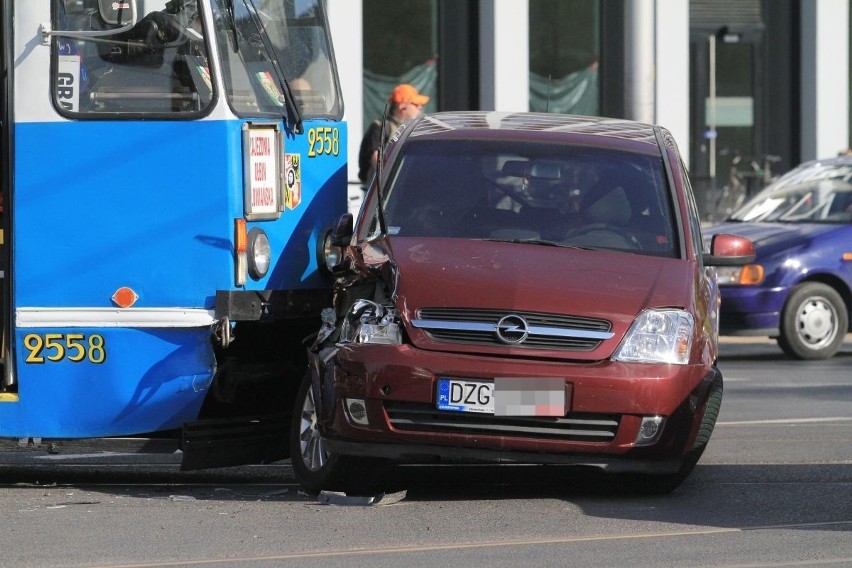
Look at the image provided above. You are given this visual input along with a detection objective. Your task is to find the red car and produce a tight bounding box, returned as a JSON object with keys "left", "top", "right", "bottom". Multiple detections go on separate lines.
{"left": 291, "top": 112, "right": 754, "bottom": 494}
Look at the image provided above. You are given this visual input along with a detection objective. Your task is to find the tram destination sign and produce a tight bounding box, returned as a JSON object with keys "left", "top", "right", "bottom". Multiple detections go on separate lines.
{"left": 243, "top": 123, "right": 284, "bottom": 220}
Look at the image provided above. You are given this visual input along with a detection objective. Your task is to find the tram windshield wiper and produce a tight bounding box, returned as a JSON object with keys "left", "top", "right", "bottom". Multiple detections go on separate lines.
{"left": 241, "top": 0, "right": 304, "bottom": 133}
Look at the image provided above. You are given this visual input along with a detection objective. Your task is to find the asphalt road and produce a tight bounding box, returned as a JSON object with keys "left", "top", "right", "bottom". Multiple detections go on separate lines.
{"left": 1, "top": 336, "right": 850, "bottom": 568}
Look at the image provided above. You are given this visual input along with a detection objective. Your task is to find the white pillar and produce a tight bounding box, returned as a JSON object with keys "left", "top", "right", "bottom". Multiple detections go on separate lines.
{"left": 326, "top": 0, "right": 364, "bottom": 184}
{"left": 479, "top": 0, "right": 529, "bottom": 112}
{"left": 654, "top": 0, "right": 690, "bottom": 164}
{"left": 801, "top": 0, "right": 850, "bottom": 161}
{"left": 624, "top": 0, "right": 655, "bottom": 125}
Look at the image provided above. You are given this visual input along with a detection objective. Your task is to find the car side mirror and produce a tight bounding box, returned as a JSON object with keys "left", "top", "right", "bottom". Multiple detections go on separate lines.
{"left": 703, "top": 233, "right": 756, "bottom": 266}
{"left": 331, "top": 213, "right": 354, "bottom": 246}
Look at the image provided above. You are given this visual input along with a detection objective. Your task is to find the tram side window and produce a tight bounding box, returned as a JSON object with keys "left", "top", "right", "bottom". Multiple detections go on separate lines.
{"left": 53, "top": 0, "right": 214, "bottom": 115}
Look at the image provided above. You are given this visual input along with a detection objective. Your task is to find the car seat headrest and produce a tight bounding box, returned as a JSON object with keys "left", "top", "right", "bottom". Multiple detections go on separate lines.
{"left": 586, "top": 186, "right": 631, "bottom": 225}
{"left": 98, "top": 0, "right": 134, "bottom": 26}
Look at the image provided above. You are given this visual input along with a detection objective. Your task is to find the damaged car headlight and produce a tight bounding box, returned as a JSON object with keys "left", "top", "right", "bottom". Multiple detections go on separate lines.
{"left": 338, "top": 300, "right": 402, "bottom": 345}
{"left": 613, "top": 309, "right": 694, "bottom": 365}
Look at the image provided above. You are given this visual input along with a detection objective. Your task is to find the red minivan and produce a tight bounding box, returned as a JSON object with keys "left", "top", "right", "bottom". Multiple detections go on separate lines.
{"left": 291, "top": 112, "right": 754, "bottom": 494}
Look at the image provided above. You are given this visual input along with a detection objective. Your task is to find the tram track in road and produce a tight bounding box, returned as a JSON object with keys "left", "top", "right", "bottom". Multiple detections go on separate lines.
{"left": 45, "top": 521, "right": 852, "bottom": 568}
{"left": 3, "top": 453, "right": 852, "bottom": 567}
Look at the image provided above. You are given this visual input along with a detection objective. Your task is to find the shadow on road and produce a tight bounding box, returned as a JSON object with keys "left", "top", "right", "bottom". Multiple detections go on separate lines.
{"left": 3, "top": 460, "right": 851, "bottom": 535}
{"left": 385, "top": 462, "right": 852, "bottom": 532}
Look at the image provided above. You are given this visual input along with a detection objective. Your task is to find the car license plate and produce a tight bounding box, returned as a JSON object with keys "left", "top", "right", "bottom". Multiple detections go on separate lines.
{"left": 437, "top": 378, "right": 493, "bottom": 413}
{"left": 437, "top": 377, "right": 567, "bottom": 416}
{"left": 493, "top": 377, "right": 566, "bottom": 416}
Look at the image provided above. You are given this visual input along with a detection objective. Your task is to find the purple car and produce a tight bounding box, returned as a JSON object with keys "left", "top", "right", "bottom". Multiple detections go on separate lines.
{"left": 705, "top": 157, "right": 852, "bottom": 359}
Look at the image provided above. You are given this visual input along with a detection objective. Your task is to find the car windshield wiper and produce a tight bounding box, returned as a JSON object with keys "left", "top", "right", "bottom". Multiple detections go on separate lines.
{"left": 480, "top": 237, "right": 592, "bottom": 250}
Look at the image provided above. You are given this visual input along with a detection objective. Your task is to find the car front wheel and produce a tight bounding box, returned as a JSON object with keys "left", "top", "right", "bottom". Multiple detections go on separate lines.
{"left": 289, "top": 370, "right": 389, "bottom": 494}
{"left": 777, "top": 282, "right": 848, "bottom": 360}
{"left": 619, "top": 377, "right": 723, "bottom": 495}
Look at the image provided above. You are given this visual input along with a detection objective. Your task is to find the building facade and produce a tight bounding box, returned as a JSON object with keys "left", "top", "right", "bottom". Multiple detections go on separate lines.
{"left": 326, "top": 0, "right": 850, "bottom": 220}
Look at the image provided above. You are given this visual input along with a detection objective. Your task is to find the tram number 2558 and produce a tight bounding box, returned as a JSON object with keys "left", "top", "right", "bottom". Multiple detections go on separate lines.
{"left": 23, "top": 333, "right": 107, "bottom": 364}
{"left": 307, "top": 127, "right": 340, "bottom": 157}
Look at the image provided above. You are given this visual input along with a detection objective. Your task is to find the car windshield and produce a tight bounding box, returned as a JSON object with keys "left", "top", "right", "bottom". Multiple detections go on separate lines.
{"left": 377, "top": 139, "right": 677, "bottom": 257}
{"left": 730, "top": 162, "right": 852, "bottom": 223}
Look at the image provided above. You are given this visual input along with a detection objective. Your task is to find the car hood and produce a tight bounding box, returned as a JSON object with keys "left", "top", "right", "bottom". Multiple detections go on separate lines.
{"left": 377, "top": 237, "right": 696, "bottom": 358}
{"left": 705, "top": 221, "right": 845, "bottom": 255}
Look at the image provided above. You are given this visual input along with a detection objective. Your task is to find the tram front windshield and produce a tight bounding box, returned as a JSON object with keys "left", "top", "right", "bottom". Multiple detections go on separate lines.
{"left": 53, "top": 0, "right": 342, "bottom": 120}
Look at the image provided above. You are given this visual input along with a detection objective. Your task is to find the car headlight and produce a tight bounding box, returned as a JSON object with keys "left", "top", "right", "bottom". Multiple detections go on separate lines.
{"left": 715, "top": 264, "right": 765, "bottom": 285}
{"left": 247, "top": 228, "right": 271, "bottom": 280}
{"left": 338, "top": 300, "right": 402, "bottom": 345}
{"left": 613, "top": 309, "right": 694, "bottom": 365}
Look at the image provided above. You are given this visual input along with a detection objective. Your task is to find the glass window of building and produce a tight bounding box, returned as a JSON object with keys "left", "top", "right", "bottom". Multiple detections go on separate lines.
{"left": 528, "top": 0, "right": 600, "bottom": 115}
{"left": 362, "top": 0, "right": 438, "bottom": 130}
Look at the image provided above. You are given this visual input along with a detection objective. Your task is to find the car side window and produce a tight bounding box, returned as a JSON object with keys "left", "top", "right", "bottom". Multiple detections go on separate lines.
{"left": 679, "top": 160, "right": 706, "bottom": 260}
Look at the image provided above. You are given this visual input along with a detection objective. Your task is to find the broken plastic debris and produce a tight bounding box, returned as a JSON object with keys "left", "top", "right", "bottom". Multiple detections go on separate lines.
{"left": 375, "top": 490, "right": 406, "bottom": 505}
{"left": 320, "top": 346, "right": 340, "bottom": 363}
{"left": 316, "top": 307, "right": 337, "bottom": 343}
{"left": 317, "top": 490, "right": 406, "bottom": 506}
{"left": 320, "top": 307, "right": 335, "bottom": 324}
{"left": 168, "top": 495, "right": 197, "bottom": 502}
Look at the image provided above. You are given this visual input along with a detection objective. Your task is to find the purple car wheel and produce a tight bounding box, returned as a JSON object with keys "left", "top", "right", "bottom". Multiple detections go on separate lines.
{"left": 778, "top": 282, "right": 848, "bottom": 360}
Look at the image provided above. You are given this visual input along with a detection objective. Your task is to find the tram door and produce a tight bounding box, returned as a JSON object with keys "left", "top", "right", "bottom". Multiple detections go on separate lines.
{"left": 690, "top": 26, "right": 766, "bottom": 221}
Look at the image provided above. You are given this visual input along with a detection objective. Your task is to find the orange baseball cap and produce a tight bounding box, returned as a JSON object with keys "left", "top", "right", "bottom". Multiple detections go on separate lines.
{"left": 389, "top": 84, "right": 430, "bottom": 106}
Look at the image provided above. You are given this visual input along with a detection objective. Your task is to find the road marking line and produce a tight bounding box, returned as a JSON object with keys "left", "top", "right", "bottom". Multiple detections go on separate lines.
{"left": 90, "top": 528, "right": 743, "bottom": 567}
{"left": 718, "top": 417, "right": 852, "bottom": 426}
{"left": 744, "top": 520, "right": 852, "bottom": 531}
{"left": 87, "top": 522, "right": 852, "bottom": 568}
{"left": 704, "top": 556, "right": 852, "bottom": 568}
{"left": 726, "top": 382, "right": 852, "bottom": 388}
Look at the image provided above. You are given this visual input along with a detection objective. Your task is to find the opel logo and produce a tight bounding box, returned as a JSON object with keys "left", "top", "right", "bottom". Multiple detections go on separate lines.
{"left": 495, "top": 315, "right": 530, "bottom": 344}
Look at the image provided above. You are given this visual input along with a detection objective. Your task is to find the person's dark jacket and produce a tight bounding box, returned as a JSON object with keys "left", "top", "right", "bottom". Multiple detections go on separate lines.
{"left": 357, "top": 120, "right": 384, "bottom": 184}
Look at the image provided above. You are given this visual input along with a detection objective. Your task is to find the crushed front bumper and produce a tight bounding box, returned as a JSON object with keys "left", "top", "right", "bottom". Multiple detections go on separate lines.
{"left": 311, "top": 343, "right": 721, "bottom": 470}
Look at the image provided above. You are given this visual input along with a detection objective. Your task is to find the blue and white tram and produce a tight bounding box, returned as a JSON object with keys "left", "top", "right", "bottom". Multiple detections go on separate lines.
{"left": 0, "top": 0, "right": 346, "bottom": 466}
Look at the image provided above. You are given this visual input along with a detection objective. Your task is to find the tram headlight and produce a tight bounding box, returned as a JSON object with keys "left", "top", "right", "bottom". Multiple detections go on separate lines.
{"left": 247, "top": 228, "right": 271, "bottom": 280}
{"left": 317, "top": 215, "right": 352, "bottom": 275}
{"left": 319, "top": 229, "right": 343, "bottom": 274}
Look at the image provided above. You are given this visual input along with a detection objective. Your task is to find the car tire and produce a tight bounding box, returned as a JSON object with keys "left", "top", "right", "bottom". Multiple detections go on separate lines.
{"left": 289, "top": 370, "right": 389, "bottom": 494}
{"left": 621, "top": 378, "right": 723, "bottom": 495}
{"left": 777, "top": 282, "right": 848, "bottom": 360}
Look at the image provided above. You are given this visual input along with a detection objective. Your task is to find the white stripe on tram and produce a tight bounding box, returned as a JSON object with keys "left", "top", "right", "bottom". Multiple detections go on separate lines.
{"left": 15, "top": 307, "right": 217, "bottom": 328}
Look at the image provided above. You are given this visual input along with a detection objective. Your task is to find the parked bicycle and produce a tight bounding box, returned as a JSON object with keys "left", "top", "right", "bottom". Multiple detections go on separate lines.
{"left": 710, "top": 151, "right": 781, "bottom": 221}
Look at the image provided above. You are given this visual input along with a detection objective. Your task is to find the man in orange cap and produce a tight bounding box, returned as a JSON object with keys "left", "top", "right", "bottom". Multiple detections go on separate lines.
{"left": 358, "top": 83, "right": 430, "bottom": 188}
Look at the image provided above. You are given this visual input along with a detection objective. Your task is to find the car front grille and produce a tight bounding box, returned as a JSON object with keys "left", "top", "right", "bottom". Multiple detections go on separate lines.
{"left": 386, "top": 402, "right": 620, "bottom": 443}
{"left": 411, "top": 308, "right": 613, "bottom": 351}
